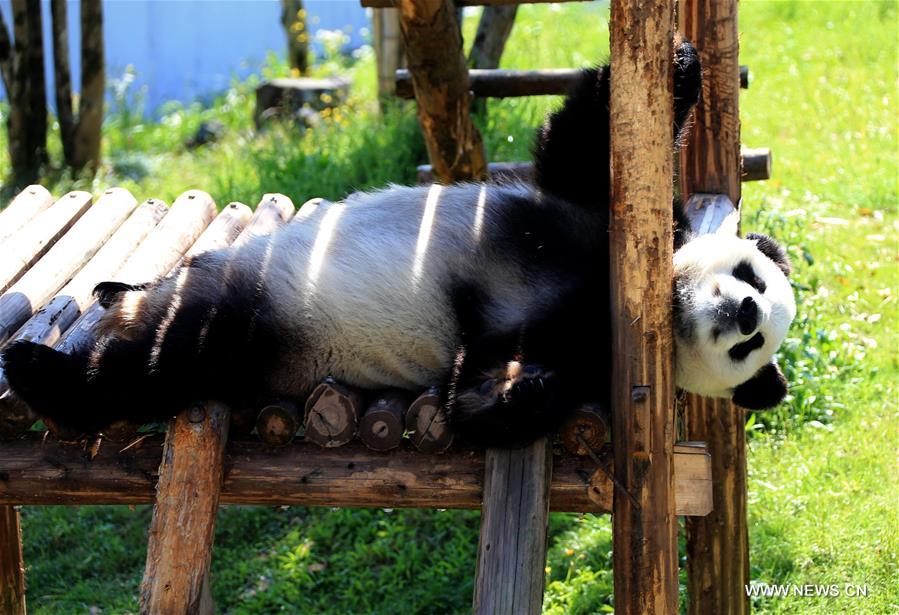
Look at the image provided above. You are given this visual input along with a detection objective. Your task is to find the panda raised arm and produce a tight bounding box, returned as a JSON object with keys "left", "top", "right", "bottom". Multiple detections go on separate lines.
{"left": 1, "top": 41, "right": 795, "bottom": 447}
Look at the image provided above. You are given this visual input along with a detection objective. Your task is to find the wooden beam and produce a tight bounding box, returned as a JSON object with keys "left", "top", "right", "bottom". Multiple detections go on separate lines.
{"left": 741, "top": 147, "right": 771, "bottom": 182}
{"left": 0, "top": 434, "right": 712, "bottom": 516}
{"left": 473, "top": 438, "right": 552, "bottom": 614}
{"left": 678, "top": 0, "right": 750, "bottom": 613}
{"left": 0, "top": 184, "right": 54, "bottom": 246}
{"left": 140, "top": 402, "right": 230, "bottom": 615}
{"left": 0, "top": 191, "right": 92, "bottom": 295}
{"left": 365, "top": 0, "right": 587, "bottom": 7}
{"left": 397, "top": 0, "right": 487, "bottom": 182}
{"left": 0, "top": 506, "right": 25, "bottom": 615}
{"left": 396, "top": 68, "right": 580, "bottom": 99}
{"left": 608, "top": 0, "right": 679, "bottom": 613}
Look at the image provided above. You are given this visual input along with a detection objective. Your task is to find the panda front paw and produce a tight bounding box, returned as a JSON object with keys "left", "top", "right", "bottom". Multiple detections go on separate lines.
{"left": 451, "top": 362, "right": 557, "bottom": 447}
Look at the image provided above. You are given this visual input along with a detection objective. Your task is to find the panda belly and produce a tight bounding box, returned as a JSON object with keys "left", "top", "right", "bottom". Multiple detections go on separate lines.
{"left": 257, "top": 191, "right": 468, "bottom": 396}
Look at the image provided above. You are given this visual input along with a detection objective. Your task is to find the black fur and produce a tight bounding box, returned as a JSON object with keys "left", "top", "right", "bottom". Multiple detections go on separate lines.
{"left": 93, "top": 281, "right": 147, "bottom": 308}
{"left": 1, "top": 41, "right": 705, "bottom": 447}
{"left": 732, "top": 361, "right": 788, "bottom": 410}
{"left": 746, "top": 233, "right": 792, "bottom": 276}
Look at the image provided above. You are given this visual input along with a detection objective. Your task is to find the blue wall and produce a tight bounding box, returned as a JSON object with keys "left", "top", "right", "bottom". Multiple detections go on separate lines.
{"left": 0, "top": 0, "right": 368, "bottom": 114}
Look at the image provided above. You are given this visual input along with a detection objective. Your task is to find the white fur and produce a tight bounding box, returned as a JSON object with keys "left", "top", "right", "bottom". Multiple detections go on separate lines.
{"left": 673, "top": 234, "right": 796, "bottom": 397}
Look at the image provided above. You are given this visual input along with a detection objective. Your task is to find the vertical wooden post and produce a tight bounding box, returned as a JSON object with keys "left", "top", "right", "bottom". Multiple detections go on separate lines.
{"left": 397, "top": 0, "right": 487, "bottom": 183}
{"left": 0, "top": 506, "right": 26, "bottom": 614}
{"left": 678, "top": 1, "right": 750, "bottom": 613}
{"left": 608, "top": 1, "right": 679, "bottom": 613}
{"left": 140, "top": 402, "right": 230, "bottom": 615}
{"left": 372, "top": 7, "right": 405, "bottom": 100}
{"left": 473, "top": 438, "right": 552, "bottom": 615}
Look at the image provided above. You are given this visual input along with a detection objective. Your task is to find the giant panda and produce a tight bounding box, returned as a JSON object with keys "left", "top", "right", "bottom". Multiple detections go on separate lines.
{"left": 0, "top": 41, "right": 796, "bottom": 446}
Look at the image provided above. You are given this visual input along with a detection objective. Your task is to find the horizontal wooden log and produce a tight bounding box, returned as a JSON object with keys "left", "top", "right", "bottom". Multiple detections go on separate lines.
{"left": 417, "top": 161, "right": 533, "bottom": 185}
{"left": 0, "top": 189, "right": 137, "bottom": 346}
{"left": 397, "top": 65, "right": 748, "bottom": 100}
{"left": 256, "top": 400, "right": 301, "bottom": 447}
{"left": 0, "top": 434, "right": 711, "bottom": 515}
{"left": 0, "top": 191, "right": 92, "bottom": 295}
{"left": 304, "top": 380, "right": 365, "bottom": 448}
{"left": 396, "top": 68, "right": 580, "bottom": 99}
{"left": 418, "top": 148, "right": 768, "bottom": 185}
{"left": 231, "top": 194, "right": 295, "bottom": 248}
{"left": 365, "top": 0, "right": 586, "bottom": 7}
{"left": 405, "top": 387, "right": 453, "bottom": 453}
{"left": 185, "top": 201, "right": 252, "bottom": 257}
{"left": 56, "top": 193, "right": 216, "bottom": 357}
{"left": 741, "top": 147, "right": 771, "bottom": 181}
{"left": 0, "top": 185, "right": 54, "bottom": 246}
{"left": 0, "top": 199, "right": 167, "bottom": 436}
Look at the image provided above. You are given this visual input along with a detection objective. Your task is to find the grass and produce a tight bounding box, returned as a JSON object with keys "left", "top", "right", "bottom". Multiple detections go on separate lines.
{"left": 3, "top": 1, "right": 897, "bottom": 613}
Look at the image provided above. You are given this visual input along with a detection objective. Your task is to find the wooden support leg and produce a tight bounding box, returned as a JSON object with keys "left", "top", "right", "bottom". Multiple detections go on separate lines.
{"left": 678, "top": 0, "right": 750, "bottom": 612}
{"left": 608, "top": 0, "right": 679, "bottom": 612}
{"left": 473, "top": 438, "right": 552, "bottom": 615}
{"left": 141, "top": 402, "right": 230, "bottom": 615}
{"left": 0, "top": 506, "right": 26, "bottom": 615}
{"left": 684, "top": 398, "right": 749, "bottom": 614}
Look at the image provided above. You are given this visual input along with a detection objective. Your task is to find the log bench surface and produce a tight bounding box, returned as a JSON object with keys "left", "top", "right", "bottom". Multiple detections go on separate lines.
{"left": 0, "top": 432, "right": 712, "bottom": 515}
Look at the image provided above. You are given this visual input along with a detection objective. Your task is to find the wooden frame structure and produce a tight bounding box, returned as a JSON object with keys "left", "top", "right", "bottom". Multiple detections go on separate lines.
{"left": 0, "top": 0, "right": 754, "bottom": 613}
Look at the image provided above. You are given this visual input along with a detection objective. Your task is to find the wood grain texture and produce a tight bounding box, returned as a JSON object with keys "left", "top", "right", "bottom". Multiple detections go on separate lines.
{"left": 0, "top": 184, "right": 53, "bottom": 245}
{"left": 0, "top": 190, "right": 92, "bottom": 296}
{"left": 396, "top": 67, "right": 579, "bottom": 99}
{"left": 0, "top": 434, "right": 712, "bottom": 515}
{"left": 140, "top": 402, "right": 230, "bottom": 615}
{"left": 608, "top": 1, "right": 679, "bottom": 612}
{"left": 303, "top": 380, "right": 365, "bottom": 448}
{"left": 256, "top": 400, "right": 301, "bottom": 446}
{"left": 398, "top": 0, "right": 487, "bottom": 182}
{"left": 678, "top": 0, "right": 750, "bottom": 612}
{"left": 0, "top": 198, "right": 166, "bottom": 436}
{"left": 0, "top": 506, "right": 25, "bottom": 615}
{"left": 55, "top": 193, "right": 215, "bottom": 357}
{"left": 473, "top": 438, "right": 552, "bottom": 615}
{"left": 359, "top": 390, "right": 409, "bottom": 451}
{"left": 365, "top": 0, "right": 586, "bottom": 7}
{"left": 0, "top": 189, "right": 140, "bottom": 346}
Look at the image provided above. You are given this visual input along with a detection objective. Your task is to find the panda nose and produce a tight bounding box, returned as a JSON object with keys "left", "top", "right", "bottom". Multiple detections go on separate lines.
{"left": 737, "top": 297, "right": 758, "bottom": 335}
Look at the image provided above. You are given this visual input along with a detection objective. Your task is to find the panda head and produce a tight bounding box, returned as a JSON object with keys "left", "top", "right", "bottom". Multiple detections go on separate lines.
{"left": 673, "top": 231, "right": 796, "bottom": 409}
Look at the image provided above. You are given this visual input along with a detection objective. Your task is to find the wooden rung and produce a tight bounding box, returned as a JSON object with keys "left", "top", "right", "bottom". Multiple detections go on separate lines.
{"left": 396, "top": 68, "right": 581, "bottom": 99}
{"left": 0, "top": 434, "right": 713, "bottom": 516}
{"left": 473, "top": 438, "right": 552, "bottom": 614}
{"left": 0, "top": 185, "right": 54, "bottom": 246}
{"left": 0, "top": 188, "right": 138, "bottom": 347}
{"left": 0, "top": 191, "right": 93, "bottom": 296}
{"left": 417, "top": 148, "right": 769, "bottom": 185}
{"left": 364, "top": 0, "right": 587, "bottom": 7}
{"left": 140, "top": 402, "right": 230, "bottom": 614}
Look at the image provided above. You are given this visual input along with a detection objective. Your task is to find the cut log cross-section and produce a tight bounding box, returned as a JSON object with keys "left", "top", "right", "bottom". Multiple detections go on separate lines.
{"left": 304, "top": 380, "right": 366, "bottom": 447}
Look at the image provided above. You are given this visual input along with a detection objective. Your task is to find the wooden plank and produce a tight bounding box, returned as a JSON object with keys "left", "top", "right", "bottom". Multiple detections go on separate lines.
{"left": 608, "top": 0, "right": 679, "bottom": 612}
{"left": 398, "top": 0, "right": 487, "bottom": 182}
{"left": 232, "top": 194, "right": 295, "bottom": 248}
{"left": 396, "top": 67, "right": 580, "bottom": 99}
{"left": 55, "top": 192, "right": 217, "bottom": 357}
{"left": 186, "top": 201, "right": 253, "bottom": 256}
{"left": 0, "top": 190, "right": 92, "bottom": 295}
{"left": 678, "top": 0, "right": 750, "bottom": 612}
{"left": 0, "top": 434, "right": 712, "bottom": 515}
{"left": 0, "top": 184, "right": 54, "bottom": 245}
{"left": 473, "top": 438, "right": 552, "bottom": 614}
{"left": 140, "top": 402, "right": 230, "bottom": 614}
{"left": 0, "top": 188, "right": 139, "bottom": 346}
{"left": 365, "top": 0, "right": 587, "bottom": 7}
{"left": 0, "top": 198, "right": 167, "bottom": 437}
{"left": 372, "top": 6, "right": 405, "bottom": 99}
{"left": 0, "top": 506, "right": 25, "bottom": 615}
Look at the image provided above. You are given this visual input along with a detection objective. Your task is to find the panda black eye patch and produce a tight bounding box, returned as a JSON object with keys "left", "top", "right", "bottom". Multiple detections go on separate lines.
{"left": 729, "top": 332, "right": 765, "bottom": 361}
{"left": 733, "top": 260, "right": 767, "bottom": 294}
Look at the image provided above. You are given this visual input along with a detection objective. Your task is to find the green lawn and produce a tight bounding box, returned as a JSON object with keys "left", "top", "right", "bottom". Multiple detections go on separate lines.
{"left": 4, "top": 1, "right": 897, "bottom": 613}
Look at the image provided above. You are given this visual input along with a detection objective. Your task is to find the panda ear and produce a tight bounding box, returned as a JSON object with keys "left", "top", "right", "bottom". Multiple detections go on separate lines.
{"left": 732, "top": 361, "right": 788, "bottom": 410}
{"left": 746, "top": 233, "right": 792, "bottom": 276}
